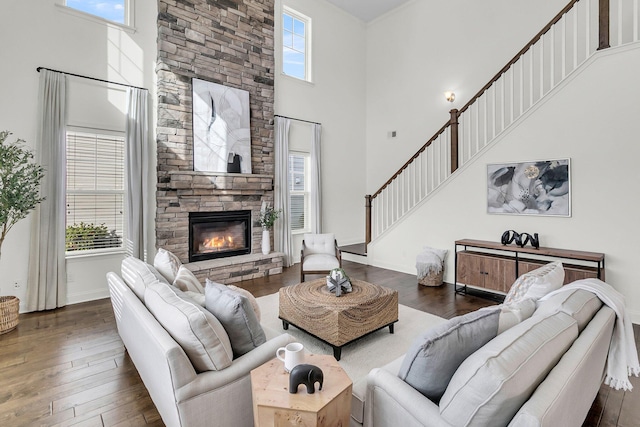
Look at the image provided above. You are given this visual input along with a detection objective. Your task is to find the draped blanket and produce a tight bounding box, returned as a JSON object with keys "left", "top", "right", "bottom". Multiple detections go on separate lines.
{"left": 540, "top": 278, "right": 640, "bottom": 391}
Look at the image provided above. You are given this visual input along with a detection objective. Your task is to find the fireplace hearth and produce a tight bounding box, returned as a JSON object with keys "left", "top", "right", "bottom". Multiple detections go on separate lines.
{"left": 189, "top": 211, "right": 251, "bottom": 262}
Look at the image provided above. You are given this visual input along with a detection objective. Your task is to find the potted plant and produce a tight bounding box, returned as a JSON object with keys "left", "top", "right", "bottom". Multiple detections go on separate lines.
{"left": 0, "top": 131, "right": 45, "bottom": 333}
{"left": 258, "top": 202, "right": 281, "bottom": 254}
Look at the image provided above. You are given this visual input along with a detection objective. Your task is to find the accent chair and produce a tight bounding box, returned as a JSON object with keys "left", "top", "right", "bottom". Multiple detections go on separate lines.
{"left": 300, "top": 233, "right": 342, "bottom": 282}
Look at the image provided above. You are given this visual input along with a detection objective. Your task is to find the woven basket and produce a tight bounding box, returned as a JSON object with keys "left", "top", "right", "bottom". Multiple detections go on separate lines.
{"left": 0, "top": 296, "right": 20, "bottom": 335}
{"left": 418, "top": 265, "right": 444, "bottom": 287}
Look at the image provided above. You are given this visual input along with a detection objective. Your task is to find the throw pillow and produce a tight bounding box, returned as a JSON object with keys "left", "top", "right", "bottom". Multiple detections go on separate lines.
{"left": 121, "top": 256, "right": 171, "bottom": 301}
{"left": 173, "top": 265, "right": 205, "bottom": 294}
{"left": 439, "top": 311, "right": 578, "bottom": 427}
{"left": 205, "top": 279, "right": 267, "bottom": 358}
{"left": 504, "top": 261, "right": 565, "bottom": 304}
{"left": 498, "top": 298, "right": 537, "bottom": 334}
{"left": 227, "top": 285, "right": 261, "bottom": 322}
{"left": 144, "top": 282, "right": 233, "bottom": 372}
{"left": 153, "top": 248, "right": 182, "bottom": 283}
{"left": 397, "top": 307, "right": 501, "bottom": 402}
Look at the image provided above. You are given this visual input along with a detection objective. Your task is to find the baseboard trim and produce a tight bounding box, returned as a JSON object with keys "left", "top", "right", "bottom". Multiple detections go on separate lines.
{"left": 342, "top": 253, "right": 368, "bottom": 265}
{"left": 67, "top": 289, "right": 110, "bottom": 306}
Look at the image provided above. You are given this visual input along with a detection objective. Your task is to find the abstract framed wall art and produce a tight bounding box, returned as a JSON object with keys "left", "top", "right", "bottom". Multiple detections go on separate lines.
{"left": 192, "top": 78, "right": 252, "bottom": 174}
{"left": 487, "top": 159, "right": 571, "bottom": 216}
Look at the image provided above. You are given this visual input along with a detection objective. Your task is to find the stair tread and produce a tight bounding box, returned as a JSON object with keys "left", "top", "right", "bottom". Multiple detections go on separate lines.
{"left": 340, "top": 243, "right": 367, "bottom": 256}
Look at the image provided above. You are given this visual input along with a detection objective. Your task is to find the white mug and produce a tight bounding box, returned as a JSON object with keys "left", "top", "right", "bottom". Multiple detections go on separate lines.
{"left": 276, "top": 342, "right": 304, "bottom": 372}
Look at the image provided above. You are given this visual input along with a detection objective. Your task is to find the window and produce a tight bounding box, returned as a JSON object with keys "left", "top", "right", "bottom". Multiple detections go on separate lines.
{"left": 66, "top": 130, "right": 125, "bottom": 253}
{"left": 289, "top": 153, "right": 310, "bottom": 232}
{"left": 282, "top": 7, "right": 311, "bottom": 81}
{"left": 65, "top": 0, "right": 128, "bottom": 25}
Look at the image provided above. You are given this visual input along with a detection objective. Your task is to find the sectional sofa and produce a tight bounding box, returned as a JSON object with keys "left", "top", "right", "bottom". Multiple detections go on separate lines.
{"left": 108, "top": 253, "right": 620, "bottom": 427}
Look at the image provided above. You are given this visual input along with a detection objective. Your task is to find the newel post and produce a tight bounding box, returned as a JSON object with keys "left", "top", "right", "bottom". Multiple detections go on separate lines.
{"left": 598, "top": 0, "right": 610, "bottom": 50}
{"left": 365, "top": 195, "right": 372, "bottom": 247}
{"left": 449, "top": 109, "right": 459, "bottom": 173}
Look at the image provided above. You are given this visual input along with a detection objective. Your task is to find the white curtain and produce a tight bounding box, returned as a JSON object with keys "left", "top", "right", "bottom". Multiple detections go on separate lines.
{"left": 310, "top": 123, "right": 322, "bottom": 233}
{"left": 125, "top": 88, "right": 150, "bottom": 261}
{"left": 26, "top": 70, "right": 67, "bottom": 311}
{"left": 274, "top": 117, "right": 292, "bottom": 267}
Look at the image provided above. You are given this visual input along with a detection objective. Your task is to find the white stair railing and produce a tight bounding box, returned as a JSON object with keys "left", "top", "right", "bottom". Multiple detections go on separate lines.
{"left": 366, "top": 0, "right": 639, "bottom": 244}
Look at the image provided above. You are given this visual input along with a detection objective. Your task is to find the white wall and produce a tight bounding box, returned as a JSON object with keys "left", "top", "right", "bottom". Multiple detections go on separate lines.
{"left": 368, "top": 44, "right": 640, "bottom": 321}
{"left": 276, "top": 0, "right": 367, "bottom": 253}
{"left": 0, "top": 0, "right": 157, "bottom": 309}
{"left": 365, "top": 0, "right": 568, "bottom": 194}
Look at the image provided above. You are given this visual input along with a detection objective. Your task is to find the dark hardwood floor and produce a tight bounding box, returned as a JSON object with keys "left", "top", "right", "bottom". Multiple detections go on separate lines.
{"left": 0, "top": 260, "right": 637, "bottom": 426}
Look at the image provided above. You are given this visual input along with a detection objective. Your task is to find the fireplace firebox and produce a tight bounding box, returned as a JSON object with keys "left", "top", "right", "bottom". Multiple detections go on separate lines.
{"left": 189, "top": 210, "right": 251, "bottom": 262}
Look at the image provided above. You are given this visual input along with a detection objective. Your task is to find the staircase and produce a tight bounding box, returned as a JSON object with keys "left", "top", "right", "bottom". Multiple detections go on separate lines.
{"left": 365, "top": 0, "right": 639, "bottom": 246}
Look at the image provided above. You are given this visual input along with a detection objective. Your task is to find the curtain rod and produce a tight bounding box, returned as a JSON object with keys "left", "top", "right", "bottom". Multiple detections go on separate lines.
{"left": 36, "top": 67, "right": 148, "bottom": 91}
{"left": 274, "top": 114, "right": 321, "bottom": 126}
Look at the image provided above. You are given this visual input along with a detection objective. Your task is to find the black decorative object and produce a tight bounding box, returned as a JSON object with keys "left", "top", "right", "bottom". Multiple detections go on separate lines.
{"left": 226, "top": 153, "right": 241, "bottom": 173}
{"left": 501, "top": 230, "right": 519, "bottom": 245}
{"left": 289, "top": 364, "right": 324, "bottom": 394}
{"left": 500, "top": 230, "right": 540, "bottom": 249}
{"left": 519, "top": 232, "right": 540, "bottom": 249}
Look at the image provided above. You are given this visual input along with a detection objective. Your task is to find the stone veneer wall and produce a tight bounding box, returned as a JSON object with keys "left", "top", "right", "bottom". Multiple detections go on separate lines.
{"left": 155, "top": 0, "right": 278, "bottom": 273}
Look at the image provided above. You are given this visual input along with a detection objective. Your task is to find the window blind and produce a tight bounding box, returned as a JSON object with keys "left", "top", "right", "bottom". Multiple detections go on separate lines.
{"left": 289, "top": 153, "right": 308, "bottom": 231}
{"left": 66, "top": 131, "right": 124, "bottom": 252}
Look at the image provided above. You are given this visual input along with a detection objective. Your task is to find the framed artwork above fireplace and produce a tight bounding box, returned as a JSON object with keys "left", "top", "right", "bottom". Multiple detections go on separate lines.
{"left": 192, "top": 78, "right": 252, "bottom": 174}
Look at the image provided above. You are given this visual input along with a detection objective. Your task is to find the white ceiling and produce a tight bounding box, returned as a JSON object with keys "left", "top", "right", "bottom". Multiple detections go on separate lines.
{"left": 323, "top": 0, "right": 412, "bottom": 23}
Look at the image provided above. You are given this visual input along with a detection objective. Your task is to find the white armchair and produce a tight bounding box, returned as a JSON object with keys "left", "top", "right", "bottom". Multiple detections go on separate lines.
{"left": 300, "top": 233, "right": 342, "bottom": 282}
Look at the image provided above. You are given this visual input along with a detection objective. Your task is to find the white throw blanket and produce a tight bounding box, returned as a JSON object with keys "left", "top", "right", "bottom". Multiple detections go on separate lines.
{"left": 539, "top": 278, "right": 640, "bottom": 391}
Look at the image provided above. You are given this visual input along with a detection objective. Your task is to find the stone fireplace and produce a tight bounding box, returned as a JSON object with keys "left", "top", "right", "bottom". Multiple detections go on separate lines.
{"left": 155, "top": 0, "right": 280, "bottom": 284}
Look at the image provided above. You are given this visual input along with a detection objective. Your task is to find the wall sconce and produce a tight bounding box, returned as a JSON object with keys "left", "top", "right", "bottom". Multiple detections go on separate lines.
{"left": 445, "top": 91, "right": 456, "bottom": 102}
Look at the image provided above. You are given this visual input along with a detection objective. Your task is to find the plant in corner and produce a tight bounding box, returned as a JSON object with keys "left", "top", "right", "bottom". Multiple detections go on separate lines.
{"left": 0, "top": 131, "right": 45, "bottom": 260}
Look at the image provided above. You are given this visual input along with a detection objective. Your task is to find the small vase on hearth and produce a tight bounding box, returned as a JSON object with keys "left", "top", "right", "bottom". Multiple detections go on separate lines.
{"left": 261, "top": 228, "right": 270, "bottom": 255}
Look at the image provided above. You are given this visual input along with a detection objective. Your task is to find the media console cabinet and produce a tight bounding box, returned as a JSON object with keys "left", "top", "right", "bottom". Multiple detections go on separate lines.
{"left": 454, "top": 239, "right": 605, "bottom": 296}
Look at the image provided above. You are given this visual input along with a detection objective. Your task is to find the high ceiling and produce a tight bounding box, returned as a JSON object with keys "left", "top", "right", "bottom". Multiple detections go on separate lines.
{"left": 323, "top": 0, "right": 412, "bottom": 23}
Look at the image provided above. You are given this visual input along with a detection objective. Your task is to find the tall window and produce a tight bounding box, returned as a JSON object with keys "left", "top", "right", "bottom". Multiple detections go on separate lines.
{"left": 66, "top": 130, "right": 125, "bottom": 253}
{"left": 289, "top": 152, "right": 310, "bottom": 232}
{"left": 65, "top": 0, "right": 129, "bottom": 25}
{"left": 282, "top": 7, "right": 311, "bottom": 81}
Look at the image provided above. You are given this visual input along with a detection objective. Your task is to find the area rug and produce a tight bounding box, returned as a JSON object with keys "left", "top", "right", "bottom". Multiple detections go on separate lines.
{"left": 257, "top": 292, "right": 447, "bottom": 382}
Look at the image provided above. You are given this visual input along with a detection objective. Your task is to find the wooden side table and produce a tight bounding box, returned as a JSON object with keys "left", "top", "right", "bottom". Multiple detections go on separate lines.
{"left": 251, "top": 353, "right": 352, "bottom": 427}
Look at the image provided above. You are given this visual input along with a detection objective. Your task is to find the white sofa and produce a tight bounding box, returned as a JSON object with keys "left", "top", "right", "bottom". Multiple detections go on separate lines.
{"left": 350, "top": 288, "right": 616, "bottom": 427}
{"left": 107, "top": 261, "right": 293, "bottom": 427}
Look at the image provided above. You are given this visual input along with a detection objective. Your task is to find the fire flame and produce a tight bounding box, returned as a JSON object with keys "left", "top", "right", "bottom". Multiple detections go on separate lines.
{"left": 202, "top": 235, "right": 234, "bottom": 250}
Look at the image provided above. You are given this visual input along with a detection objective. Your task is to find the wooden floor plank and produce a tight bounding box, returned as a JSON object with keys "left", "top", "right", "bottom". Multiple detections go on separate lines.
{"left": 584, "top": 383, "right": 610, "bottom": 426}
{"left": 0, "top": 260, "right": 637, "bottom": 426}
{"left": 599, "top": 388, "right": 624, "bottom": 427}
{"left": 52, "top": 374, "right": 144, "bottom": 414}
{"left": 616, "top": 374, "right": 640, "bottom": 427}
{"left": 100, "top": 397, "right": 160, "bottom": 427}
{"left": 52, "top": 414, "right": 105, "bottom": 427}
